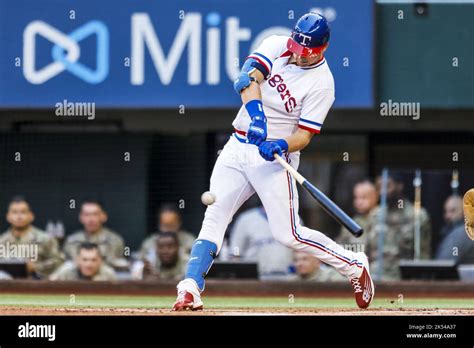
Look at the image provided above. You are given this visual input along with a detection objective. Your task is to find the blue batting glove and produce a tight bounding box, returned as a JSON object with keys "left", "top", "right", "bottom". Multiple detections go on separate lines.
{"left": 258, "top": 139, "right": 289, "bottom": 162}
{"left": 247, "top": 115, "right": 267, "bottom": 146}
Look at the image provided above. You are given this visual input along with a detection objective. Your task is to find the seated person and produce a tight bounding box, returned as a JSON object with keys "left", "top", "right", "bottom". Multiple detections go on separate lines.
{"left": 0, "top": 196, "right": 63, "bottom": 278}
{"left": 138, "top": 204, "right": 195, "bottom": 263}
{"left": 63, "top": 199, "right": 127, "bottom": 269}
{"left": 367, "top": 174, "right": 432, "bottom": 280}
{"left": 436, "top": 195, "right": 474, "bottom": 264}
{"left": 50, "top": 242, "right": 116, "bottom": 281}
{"left": 438, "top": 195, "right": 465, "bottom": 240}
{"left": 290, "top": 251, "right": 345, "bottom": 282}
{"left": 142, "top": 232, "right": 186, "bottom": 281}
{"left": 337, "top": 180, "right": 379, "bottom": 250}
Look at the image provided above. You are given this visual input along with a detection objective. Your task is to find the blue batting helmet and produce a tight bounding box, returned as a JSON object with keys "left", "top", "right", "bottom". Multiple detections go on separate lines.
{"left": 287, "top": 12, "right": 330, "bottom": 57}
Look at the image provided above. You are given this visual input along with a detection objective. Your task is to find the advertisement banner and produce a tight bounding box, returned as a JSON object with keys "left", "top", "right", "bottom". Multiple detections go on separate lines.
{"left": 0, "top": 0, "right": 374, "bottom": 108}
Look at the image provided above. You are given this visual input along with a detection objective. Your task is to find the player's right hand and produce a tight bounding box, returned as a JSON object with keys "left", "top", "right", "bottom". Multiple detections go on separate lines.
{"left": 247, "top": 115, "right": 267, "bottom": 146}
{"left": 258, "top": 141, "right": 283, "bottom": 161}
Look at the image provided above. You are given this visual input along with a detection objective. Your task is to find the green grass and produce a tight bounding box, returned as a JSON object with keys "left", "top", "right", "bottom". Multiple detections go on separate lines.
{"left": 0, "top": 294, "right": 473, "bottom": 309}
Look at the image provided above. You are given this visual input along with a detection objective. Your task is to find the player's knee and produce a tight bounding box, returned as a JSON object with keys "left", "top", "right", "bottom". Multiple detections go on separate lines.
{"left": 273, "top": 231, "right": 299, "bottom": 249}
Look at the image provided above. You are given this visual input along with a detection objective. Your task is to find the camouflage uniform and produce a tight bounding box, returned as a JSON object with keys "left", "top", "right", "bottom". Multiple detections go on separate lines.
{"left": 0, "top": 226, "right": 64, "bottom": 278}
{"left": 63, "top": 227, "right": 126, "bottom": 268}
{"left": 365, "top": 201, "right": 432, "bottom": 280}
{"left": 138, "top": 230, "right": 195, "bottom": 261}
{"left": 337, "top": 213, "right": 373, "bottom": 255}
{"left": 49, "top": 261, "right": 116, "bottom": 281}
{"left": 144, "top": 256, "right": 187, "bottom": 281}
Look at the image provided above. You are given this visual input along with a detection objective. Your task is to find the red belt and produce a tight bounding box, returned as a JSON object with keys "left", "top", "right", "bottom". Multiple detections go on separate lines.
{"left": 234, "top": 128, "right": 247, "bottom": 136}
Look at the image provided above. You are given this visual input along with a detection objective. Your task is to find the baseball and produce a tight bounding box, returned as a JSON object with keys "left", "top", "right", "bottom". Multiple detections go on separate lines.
{"left": 201, "top": 191, "right": 216, "bottom": 206}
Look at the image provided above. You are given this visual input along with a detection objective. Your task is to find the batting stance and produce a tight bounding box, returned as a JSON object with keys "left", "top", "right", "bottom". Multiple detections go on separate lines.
{"left": 173, "top": 13, "right": 374, "bottom": 310}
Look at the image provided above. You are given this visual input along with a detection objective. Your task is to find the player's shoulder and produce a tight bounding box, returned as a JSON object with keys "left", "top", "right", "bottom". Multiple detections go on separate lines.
{"left": 308, "top": 59, "right": 335, "bottom": 91}
{"left": 254, "top": 35, "right": 288, "bottom": 55}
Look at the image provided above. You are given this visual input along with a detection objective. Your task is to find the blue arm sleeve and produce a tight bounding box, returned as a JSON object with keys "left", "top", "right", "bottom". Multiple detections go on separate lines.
{"left": 233, "top": 57, "right": 269, "bottom": 94}
{"left": 243, "top": 57, "right": 269, "bottom": 79}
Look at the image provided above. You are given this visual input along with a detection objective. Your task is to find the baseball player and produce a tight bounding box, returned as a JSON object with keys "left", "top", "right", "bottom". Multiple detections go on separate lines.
{"left": 173, "top": 13, "right": 374, "bottom": 310}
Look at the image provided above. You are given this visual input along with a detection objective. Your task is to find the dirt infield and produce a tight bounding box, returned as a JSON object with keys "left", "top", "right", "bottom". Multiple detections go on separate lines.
{"left": 0, "top": 280, "right": 473, "bottom": 316}
{"left": 1, "top": 306, "right": 473, "bottom": 316}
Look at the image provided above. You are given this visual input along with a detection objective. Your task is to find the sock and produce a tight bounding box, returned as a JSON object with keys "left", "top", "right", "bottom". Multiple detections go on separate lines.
{"left": 185, "top": 239, "right": 217, "bottom": 291}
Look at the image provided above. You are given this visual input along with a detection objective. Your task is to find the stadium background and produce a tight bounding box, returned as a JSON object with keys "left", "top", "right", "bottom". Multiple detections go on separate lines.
{"left": 0, "top": 0, "right": 473, "bottom": 315}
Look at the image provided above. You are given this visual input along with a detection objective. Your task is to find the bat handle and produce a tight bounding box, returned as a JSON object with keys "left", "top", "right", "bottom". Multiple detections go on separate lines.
{"left": 274, "top": 154, "right": 305, "bottom": 184}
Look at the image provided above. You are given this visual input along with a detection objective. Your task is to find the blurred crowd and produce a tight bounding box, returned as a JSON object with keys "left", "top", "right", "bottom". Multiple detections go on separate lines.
{"left": 0, "top": 174, "right": 473, "bottom": 282}
{"left": 0, "top": 198, "right": 193, "bottom": 282}
{"left": 225, "top": 173, "right": 474, "bottom": 281}
{"left": 335, "top": 175, "right": 474, "bottom": 280}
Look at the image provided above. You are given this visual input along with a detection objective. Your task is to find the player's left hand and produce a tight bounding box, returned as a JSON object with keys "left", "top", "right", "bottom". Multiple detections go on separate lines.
{"left": 247, "top": 116, "right": 267, "bottom": 146}
{"left": 258, "top": 140, "right": 288, "bottom": 161}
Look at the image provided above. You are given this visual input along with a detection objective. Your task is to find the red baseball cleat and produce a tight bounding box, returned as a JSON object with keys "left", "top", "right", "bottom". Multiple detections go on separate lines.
{"left": 172, "top": 279, "right": 204, "bottom": 311}
{"left": 350, "top": 253, "right": 375, "bottom": 309}
{"left": 172, "top": 291, "right": 203, "bottom": 311}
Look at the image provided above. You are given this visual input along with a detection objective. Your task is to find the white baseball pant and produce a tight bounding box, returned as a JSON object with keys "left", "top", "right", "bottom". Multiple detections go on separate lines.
{"left": 198, "top": 134, "right": 364, "bottom": 278}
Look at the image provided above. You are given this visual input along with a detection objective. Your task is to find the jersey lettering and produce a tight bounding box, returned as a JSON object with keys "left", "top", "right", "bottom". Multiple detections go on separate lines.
{"left": 268, "top": 74, "right": 296, "bottom": 113}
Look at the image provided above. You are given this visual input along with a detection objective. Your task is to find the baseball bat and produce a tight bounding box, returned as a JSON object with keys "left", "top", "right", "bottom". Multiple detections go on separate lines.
{"left": 274, "top": 154, "right": 363, "bottom": 237}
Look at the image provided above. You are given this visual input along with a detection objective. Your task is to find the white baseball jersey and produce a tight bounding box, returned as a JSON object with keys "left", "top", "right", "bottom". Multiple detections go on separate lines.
{"left": 232, "top": 35, "right": 335, "bottom": 139}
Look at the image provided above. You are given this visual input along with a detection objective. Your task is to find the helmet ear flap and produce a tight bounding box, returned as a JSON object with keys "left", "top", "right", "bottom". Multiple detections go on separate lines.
{"left": 310, "top": 42, "right": 329, "bottom": 57}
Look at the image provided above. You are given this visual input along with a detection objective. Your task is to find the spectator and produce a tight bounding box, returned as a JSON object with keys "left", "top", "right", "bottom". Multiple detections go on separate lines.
{"left": 290, "top": 251, "right": 344, "bottom": 282}
{"left": 367, "top": 174, "right": 432, "bottom": 280}
{"left": 435, "top": 224, "right": 474, "bottom": 264}
{"left": 138, "top": 204, "right": 195, "bottom": 263}
{"left": 337, "top": 180, "right": 378, "bottom": 252}
{"left": 50, "top": 242, "right": 116, "bottom": 281}
{"left": 63, "top": 199, "right": 127, "bottom": 269}
{"left": 435, "top": 195, "right": 474, "bottom": 264}
{"left": 0, "top": 196, "right": 63, "bottom": 278}
{"left": 229, "top": 206, "right": 293, "bottom": 278}
{"left": 439, "top": 195, "right": 464, "bottom": 239}
{"left": 142, "top": 232, "right": 186, "bottom": 281}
